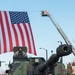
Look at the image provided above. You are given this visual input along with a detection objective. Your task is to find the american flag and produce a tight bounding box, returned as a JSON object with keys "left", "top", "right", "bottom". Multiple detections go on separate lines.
{"left": 0, "top": 11, "right": 37, "bottom": 55}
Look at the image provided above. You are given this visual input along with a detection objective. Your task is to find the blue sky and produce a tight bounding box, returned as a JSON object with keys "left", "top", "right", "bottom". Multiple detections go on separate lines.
{"left": 0, "top": 0, "right": 75, "bottom": 73}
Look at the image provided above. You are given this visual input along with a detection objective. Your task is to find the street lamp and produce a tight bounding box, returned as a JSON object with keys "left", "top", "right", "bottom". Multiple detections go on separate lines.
{"left": 58, "top": 41, "right": 62, "bottom": 45}
{"left": 39, "top": 48, "right": 48, "bottom": 60}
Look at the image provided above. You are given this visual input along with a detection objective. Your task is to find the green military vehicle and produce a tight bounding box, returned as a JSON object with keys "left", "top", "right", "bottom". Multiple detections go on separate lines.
{"left": 6, "top": 44, "right": 72, "bottom": 75}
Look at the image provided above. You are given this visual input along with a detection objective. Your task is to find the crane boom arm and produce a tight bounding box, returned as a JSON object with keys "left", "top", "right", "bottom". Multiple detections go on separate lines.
{"left": 48, "top": 13, "right": 75, "bottom": 55}
{"left": 48, "top": 13, "right": 71, "bottom": 45}
{"left": 41, "top": 10, "right": 75, "bottom": 55}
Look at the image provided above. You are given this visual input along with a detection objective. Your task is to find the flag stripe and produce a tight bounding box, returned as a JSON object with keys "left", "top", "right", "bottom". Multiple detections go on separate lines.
{"left": 7, "top": 12, "right": 16, "bottom": 49}
{"left": 0, "top": 41, "right": 1, "bottom": 54}
{"left": 1, "top": 28, "right": 4, "bottom": 53}
{"left": 4, "top": 11, "right": 13, "bottom": 52}
{"left": 20, "top": 23, "right": 29, "bottom": 52}
{"left": 29, "top": 24, "right": 37, "bottom": 55}
{"left": 0, "top": 26, "right": 1, "bottom": 54}
{"left": 0, "top": 14, "right": 1, "bottom": 54}
{"left": 12, "top": 24, "right": 19, "bottom": 46}
{"left": 2, "top": 11, "right": 10, "bottom": 52}
{"left": 23, "top": 23, "right": 32, "bottom": 53}
{"left": 26, "top": 24, "right": 33, "bottom": 53}
{"left": 14, "top": 24, "right": 22, "bottom": 46}
{"left": 17, "top": 24, "right": 26, "bottom": 46}
{"left": 0, "top": 12, "right": 7, "bottom": 53}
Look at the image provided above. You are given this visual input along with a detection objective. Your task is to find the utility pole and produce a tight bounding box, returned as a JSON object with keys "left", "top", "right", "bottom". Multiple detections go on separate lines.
{"left": 41, "top": 10, "right": 75, "bottom": 56}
